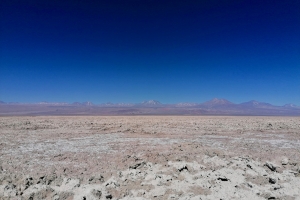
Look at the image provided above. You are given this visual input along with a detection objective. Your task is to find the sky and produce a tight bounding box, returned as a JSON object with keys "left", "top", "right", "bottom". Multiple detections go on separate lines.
{"left": 1, "top": 0, "right": 300, "bottom": 105}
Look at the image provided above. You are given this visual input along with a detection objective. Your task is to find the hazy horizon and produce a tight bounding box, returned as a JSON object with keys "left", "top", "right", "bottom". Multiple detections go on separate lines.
{"left": 1, "top": 1, "right": 299, "bottom": 105}
{"left": 1, "top": 97, "right": 300, "bottom": 107}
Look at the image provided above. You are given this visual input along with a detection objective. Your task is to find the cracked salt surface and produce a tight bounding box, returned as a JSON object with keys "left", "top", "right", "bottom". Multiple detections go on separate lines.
{"left": 1, "top": 116, "right": 300, "bottom": 199}
{"left": 2, "top": 133, "right": 184, "bottom": 158}
{"left": 3, "top": 133, "right": 128, "bottom": 156}
{"left": 195, "top": 134, "right": 300, "bottom": 150}
{"left": 11, "top": 157, "right": 298, "bottom": 200}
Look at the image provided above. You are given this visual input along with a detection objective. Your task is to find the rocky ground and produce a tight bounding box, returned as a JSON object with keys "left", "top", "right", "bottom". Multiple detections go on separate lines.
{"left": 0, "top": 116, "right": 300, "bottom": 200}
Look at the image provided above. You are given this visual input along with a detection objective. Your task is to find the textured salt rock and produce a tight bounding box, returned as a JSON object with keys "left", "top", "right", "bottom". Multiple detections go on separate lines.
{"left": 281, "top": 158, "right": 289, "bottom": 165}
{"left": 265, "top": 162, "right": 276, "bottom": 171}
{"left": 1, "top": 116, "right": 300, "bottom": 199}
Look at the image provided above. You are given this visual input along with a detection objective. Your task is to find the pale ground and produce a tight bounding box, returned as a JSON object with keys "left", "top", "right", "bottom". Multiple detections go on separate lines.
{"left": 0, "top": 116, "right": 300, "bottom": 200}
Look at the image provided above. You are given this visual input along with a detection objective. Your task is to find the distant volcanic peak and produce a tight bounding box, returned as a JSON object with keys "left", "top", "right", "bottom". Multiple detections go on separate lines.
{"left": 103, "top": 102, "right": 114, "bottom": 105}
{"left": 241, "top": 100, "right": 259, "bottom": 105}
{"left": 116, "top": 103, "right": 134, "bottom": 106}
{"left": 250, "top": 100, "right": 270, "bottom": 105}
{"left": 72, "top": 102, "right": 82, "bottom": 106}
{"left": 176, "top": 102, "right": 198, "bottom": 107}
{"left": 203, "top": 98, "right": 234, "bottom": 105}
{"left": 248, "top": 100, "right": 260, "bottom": 105}
{"left": 284, "top": 103, "right": 300, "bottom": 108}
{"left": 101, "top": 102, "right": 134, "bottom": 107}
{"left": 37, "top": 101, "right": 49, "bottom": 104}
{"left": 241, "top": 100, "right": 272, "bottom": 107}
{"left": 82, "top": 101, "right": 94, "bottom": 106}
{"left": 141, "top": 100, "right": 162, "bottom": 105}
{"left": 37, "top": 101, "right": 69, "bottom": 105}
{"left": 71, "top": 101, "right": 94, "bottom": 106}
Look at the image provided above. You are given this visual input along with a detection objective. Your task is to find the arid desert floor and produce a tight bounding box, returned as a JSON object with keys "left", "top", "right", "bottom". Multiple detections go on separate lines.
{"left": 1, "top": 116, "right": 300, "bottom": 200}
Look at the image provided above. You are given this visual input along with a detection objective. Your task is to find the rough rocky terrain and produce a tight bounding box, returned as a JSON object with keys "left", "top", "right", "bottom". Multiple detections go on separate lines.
{"left": 0, "top": 116, "right": 300, "bottom": 199}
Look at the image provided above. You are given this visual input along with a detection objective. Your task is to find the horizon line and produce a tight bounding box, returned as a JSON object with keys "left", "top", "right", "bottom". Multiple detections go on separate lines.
{"left": 1, "top": 98, "right": 299, "bottom": 107}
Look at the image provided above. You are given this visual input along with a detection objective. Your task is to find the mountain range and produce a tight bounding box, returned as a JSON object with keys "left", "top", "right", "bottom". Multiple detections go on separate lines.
{"left": 0, "top": 98, "right": 299, "bottom": 116}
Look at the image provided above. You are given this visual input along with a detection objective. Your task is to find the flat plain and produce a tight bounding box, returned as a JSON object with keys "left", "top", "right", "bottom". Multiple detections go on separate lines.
{"left": 1, "top": 116, "right": 300, "bottom": 199}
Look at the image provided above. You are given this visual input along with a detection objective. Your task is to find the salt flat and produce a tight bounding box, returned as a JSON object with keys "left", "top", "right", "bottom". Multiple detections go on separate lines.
{"left": 1, "top": 116, "right": 300, "bottom": 199}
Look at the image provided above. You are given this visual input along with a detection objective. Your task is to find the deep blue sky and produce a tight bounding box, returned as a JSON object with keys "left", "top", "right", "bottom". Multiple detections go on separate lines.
{"left": 1, "top": 0, "right": 300, "bottom": 105}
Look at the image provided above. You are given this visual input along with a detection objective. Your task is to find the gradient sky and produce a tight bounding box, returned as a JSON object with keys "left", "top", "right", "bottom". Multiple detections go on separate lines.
{"left": 1, "top": 0, "right": 300, "bottom": 105}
